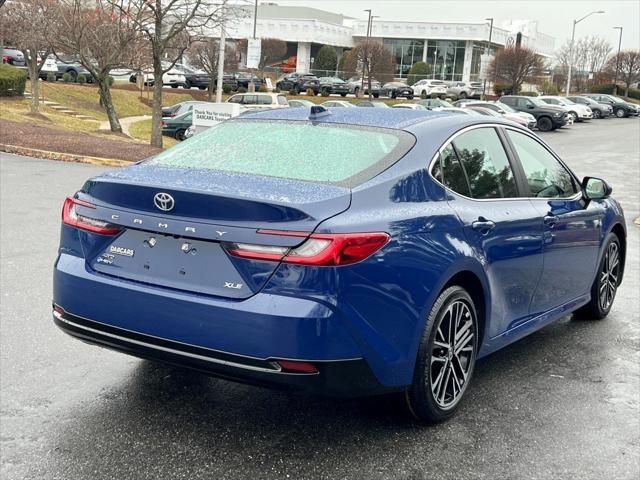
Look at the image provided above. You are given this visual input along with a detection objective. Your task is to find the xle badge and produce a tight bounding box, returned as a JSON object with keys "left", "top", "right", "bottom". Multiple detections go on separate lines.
{"left": 109, "top": 245, "right": 135, "bottom": 257}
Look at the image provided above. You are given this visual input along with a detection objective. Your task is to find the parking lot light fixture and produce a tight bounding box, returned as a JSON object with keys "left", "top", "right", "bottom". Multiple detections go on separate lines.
{"left": 565, "top": 10, "right": 605, "bottom": 95}
{"left": 613, "top": 27, "right": 623, "bottom": 95}
{"left": 482, "top": 17, "right": 494, "bottom": 100}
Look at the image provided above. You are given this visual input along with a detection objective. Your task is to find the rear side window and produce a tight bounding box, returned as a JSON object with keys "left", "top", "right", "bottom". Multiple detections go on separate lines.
{"left": 506, "top": 130, "right": 578, "bottom": 198}
{"left": 276, "top": 96, "right": 288, "bottom": 105}
{"left": 257, "top": 96, "right": 273, "bottom": 105}
{"left": 149, "top": 121, "right": 414, "bottom": 187}
{"left": 452, "top": 128, "right": 518, "bottom": 199}
{"left": 436, "top": 145, "right": 471, "bottom": 197}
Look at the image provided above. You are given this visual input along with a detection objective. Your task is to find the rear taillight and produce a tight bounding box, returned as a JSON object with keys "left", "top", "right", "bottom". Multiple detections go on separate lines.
{"left": 223, "top": 230, "right": 389, "bottom": 266}
{"left": 61, "top": 196, "right": 121, "bottom": 235}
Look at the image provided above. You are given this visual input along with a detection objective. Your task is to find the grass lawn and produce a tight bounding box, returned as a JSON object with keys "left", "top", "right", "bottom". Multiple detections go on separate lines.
{"left": 0, "top": 97, "right": 101, "bottom": 133}
{"left": 129, "top": 118, "right": 178, "bottom": 149}
{"left": 38, "top": 81, "right": 196, "bottom": 120}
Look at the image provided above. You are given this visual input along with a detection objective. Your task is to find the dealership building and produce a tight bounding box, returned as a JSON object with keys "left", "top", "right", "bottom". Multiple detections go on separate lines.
{"left": 220, "top": 3, "right": 555, "bottom": 82}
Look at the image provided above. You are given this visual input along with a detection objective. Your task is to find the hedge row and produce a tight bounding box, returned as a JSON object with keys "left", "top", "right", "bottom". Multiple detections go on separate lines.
{"left": 0, "top": 64, "right": 27, "bottom": 97}
{"left": 590, "top": 83, "right": 640, "bottom": 100}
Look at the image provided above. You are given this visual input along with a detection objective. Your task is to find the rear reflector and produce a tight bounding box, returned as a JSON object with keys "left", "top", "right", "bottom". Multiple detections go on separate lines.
{"left": 275, "top": 360, "right": 319, "bottom": 374}
{"left": 62, "top": 196, "right": 122, "bottom": 235}
{"left": 223, "top": 230, "right": 389, "bottom": 266}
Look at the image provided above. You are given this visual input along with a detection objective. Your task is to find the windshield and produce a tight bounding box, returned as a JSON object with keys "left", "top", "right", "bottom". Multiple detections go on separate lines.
{"left": 149, "top": 121, "right": 415, "bottom": 187}
{"left": 530, "top": 98, "right": 550, "bottom": 107}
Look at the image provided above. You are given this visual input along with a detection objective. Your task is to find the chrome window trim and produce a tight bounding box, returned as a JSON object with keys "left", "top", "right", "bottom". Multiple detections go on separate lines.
{"left": 427, "top": 122, "right": 583, "bottom": 203}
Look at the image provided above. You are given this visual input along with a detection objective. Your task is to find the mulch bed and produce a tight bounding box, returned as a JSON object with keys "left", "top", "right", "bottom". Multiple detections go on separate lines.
{"left": 0, "top": 119, "right": 162, "bottom": 161}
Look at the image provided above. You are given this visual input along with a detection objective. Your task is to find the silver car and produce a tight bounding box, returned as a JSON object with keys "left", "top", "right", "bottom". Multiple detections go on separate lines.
{"left": 446, "top": 81, "right": 482, "bottom": 100}
{"left": 345, "top": 76, "right": 381, "bottom": 97}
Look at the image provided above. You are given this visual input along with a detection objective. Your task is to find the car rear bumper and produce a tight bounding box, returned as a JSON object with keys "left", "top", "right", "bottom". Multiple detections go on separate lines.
{"left": 53, "top": 306, "right": 390, "bottom": 396}
{"left": 52, "top": 253, "right": 392, "bottom": 395}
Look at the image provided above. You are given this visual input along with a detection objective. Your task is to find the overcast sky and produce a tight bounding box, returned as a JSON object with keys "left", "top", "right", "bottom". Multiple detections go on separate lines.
{"left": 273, "top": 0, "right": 640, "bottom": 51}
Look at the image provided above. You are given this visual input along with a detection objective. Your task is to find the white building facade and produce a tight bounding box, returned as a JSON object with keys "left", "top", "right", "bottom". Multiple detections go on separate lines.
{"left": 219, "top": 4, "right": 555, "bottom": 82}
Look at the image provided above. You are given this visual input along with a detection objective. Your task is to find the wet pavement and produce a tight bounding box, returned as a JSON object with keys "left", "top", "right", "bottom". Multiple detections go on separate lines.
{"left": 1, "top": 118, "right": 639, "bottom": 479}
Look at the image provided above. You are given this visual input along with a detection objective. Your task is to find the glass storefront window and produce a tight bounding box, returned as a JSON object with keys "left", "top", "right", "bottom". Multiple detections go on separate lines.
{"left": 382, "top": 38, "right": 467, "bottom": 81}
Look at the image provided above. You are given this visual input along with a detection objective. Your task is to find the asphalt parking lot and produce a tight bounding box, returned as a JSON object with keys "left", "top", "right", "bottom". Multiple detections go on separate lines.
{"left": 1, "top": 118, "right": 639, "bottom": 480}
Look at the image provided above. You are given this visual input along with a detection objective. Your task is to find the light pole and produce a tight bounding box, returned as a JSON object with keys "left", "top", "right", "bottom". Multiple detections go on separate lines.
{"left": 249, "top": 0, "right": 258, "bottom": 92}
{"left": 360, "top": 9, "right": 372, "bottom": 97}
{"left": 215, "top": 26, "right": 226, "bottom": 103}
{"left": 482, "top": 17, "right": 494, "bottom": 99}
{"left": 613, "top": 26, "right": 623, "bottom": 95}
{"left": 565, "top": 10, "right": 605, "bottom": 95}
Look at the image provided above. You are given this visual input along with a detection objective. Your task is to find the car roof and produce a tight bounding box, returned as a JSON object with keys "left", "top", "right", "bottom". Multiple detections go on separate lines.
{"left": 236, "top": 106, "right": 516, "bottom": 132}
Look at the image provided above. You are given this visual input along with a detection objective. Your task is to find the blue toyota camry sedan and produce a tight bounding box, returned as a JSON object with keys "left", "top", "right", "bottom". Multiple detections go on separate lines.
{"left": 53, "top": 107, "right": 626, "bottom": 423}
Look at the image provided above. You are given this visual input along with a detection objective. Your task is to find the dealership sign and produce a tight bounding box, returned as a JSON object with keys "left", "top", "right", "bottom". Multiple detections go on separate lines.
{"left": 246, "top": 39, "right": 262, "bottom": 69}
{"left": 192, "top": 103, "right": 241, "bottom": 133}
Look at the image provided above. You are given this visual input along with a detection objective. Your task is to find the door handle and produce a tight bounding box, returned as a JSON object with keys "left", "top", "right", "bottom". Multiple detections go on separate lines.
{"left": 471, "top": 217, "right": 496, "bottom": 234}
{"left": 544, "top": 215, "right": 558, "bottom": 227}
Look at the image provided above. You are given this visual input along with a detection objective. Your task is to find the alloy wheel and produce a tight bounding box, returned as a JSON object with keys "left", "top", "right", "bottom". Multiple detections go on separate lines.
{"left": 599, "top": 242, "right": 620, "bottom": 311}
{"left": 430, "top": 300, "right": 476, "bottom": 409}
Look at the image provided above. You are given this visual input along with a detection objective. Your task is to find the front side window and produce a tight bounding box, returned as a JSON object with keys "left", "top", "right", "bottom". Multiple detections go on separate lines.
{"left": 506, "top": 130, "right": 578, "bottom": 198}
{"left": 228, "top": 95, "right": 242, "bottom": 104}
{"left": 276, "top": 96, "right": 288, "bottom": 106}
{"left": 453, "top": 128, "right": 518, "bottom": 199}
{"left": 242, "top": 95, "right": 258, "bottom": 105}
{"left": 257, "top": 96, "right": 273, "bottom": 105}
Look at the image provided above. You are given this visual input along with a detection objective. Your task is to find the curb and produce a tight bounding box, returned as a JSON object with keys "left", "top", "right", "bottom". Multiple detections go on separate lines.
{"left": 0, "top": 144, "right": 130, "bottom": 167}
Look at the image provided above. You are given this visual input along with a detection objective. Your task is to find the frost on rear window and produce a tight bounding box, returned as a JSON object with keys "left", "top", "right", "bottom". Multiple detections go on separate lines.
{"left": 148, "top": 121, "right": 412, "bottom": 186}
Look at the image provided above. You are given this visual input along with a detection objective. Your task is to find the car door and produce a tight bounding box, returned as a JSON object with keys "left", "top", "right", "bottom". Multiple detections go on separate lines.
{"left": 434, "top": 126, "right": 544, "bottom": 337}
{"left": 503, "top": 128, "right": 602, "bottom": 316}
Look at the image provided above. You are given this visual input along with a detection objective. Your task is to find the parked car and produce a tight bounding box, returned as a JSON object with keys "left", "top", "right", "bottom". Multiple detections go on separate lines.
{"left": 227, "top": 92, "right": 289, "bottom": 109}
{"left": 174, "top": 63, "right": 211, "bottom": 90}
{"left": 582, "top": 94, "right": 638, "bottom": 118}
{"left": 321, "top": 100, "right": 355, "bottom": 108}
{"left": 276, "top": 73, "right": 318, "bottom": 93}
{"left": 128, "top": 64, "right": 187, "bottom": 88}
{"left": 233, "top": 72, "right": 264, "bottom": 90}
{"left": 412, "top": 79, "right": 447, "bottom": 99}
{"left": 161, "top": 110, "right": 192, "bottom": 140}
{"left": 461, "top": 101, "right": 537, "bottom": 128}
{"left": 566, "top": 95, "right": 612, "bottom": 119}
{"left": 39, "top": 57, "right": 92, "bottom": 82}
{"left": 317, "top": 77, "right": 349, "bottom": 97}
{"left": 1, "top": 47, "right": 26, "bottom": 67}
{"left": 54, "top": 108, "right": 626, "bottom": 424}
{"left": 392, "top": 103, "right": 427, "bottom": 110}
{"left": 356, "top": 101, "right": 389, "bottom": 108}
{"left": 288, "top": 99, "right": 315, "bottom": 108}
{"left": 162, "top": 101, "right": 212, "bottom": 118}
{"left": 417, "top": 98, "right": 454, "bottom": 109}
{"left": 437, "top": 107, "right": 483, "bottom": 116}
{"left": 381, "top": 82, "right": 414, "bottom": 99}
{"left": 500, "top": 96, "right": 569, "bottom": 131}
{"left": 345, "top": 76, "right": 381, "bottom": 97}
{"left": 446, "top": 81, "right": 482, "bottom": 100}
{"left": 538, "top": 96, "right": 593, "bottom": 122}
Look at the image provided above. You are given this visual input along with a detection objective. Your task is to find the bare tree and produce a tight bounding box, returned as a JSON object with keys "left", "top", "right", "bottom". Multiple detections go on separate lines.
{"left": 0, "top": 0, "right": 56, "bottom": 113}
{"left": 489, "top": 46, "right": 544, "bottom": 93}
{"left": 55, "top": 0, "right": 147, "bottom": 133}
{"left": 188, "top": 38, "right": 237, "bottom": 99}
{"left": 606, "top": 50, "right": 640, "bottom": 96}
{"left": 586, "top": 36, "right": 612, "bottom": 78}
{"left": 106, "top": 0, "right": 233, "bottom": 147}
{"left": 343, "top": 41, "right": 395, "bottom": 99}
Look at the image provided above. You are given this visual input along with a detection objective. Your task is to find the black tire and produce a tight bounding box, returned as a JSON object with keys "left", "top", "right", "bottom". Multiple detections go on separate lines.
{"left": 569, "top": 111, "right": 579, "bottom": 122}
{"left": 593, "top": 109, "right": 602, "bottom": 119}
{"left": 340, "top": 93, "right": 347, "bottom": 97}
{"left": 574, "top": 233, "right": 622, "bottom": 320}
{"left": 67, "top": 69, "right": 77, "bottom": 81}
{"left": 614, "top": 107, "right": 626, "bottom": 118}
{"left": 391, "top": 91, "right": 397, "bottom": 99}
{"left": 175, "top": 129, "right": 186, "bottom": 141}
{"left": 459, "top": 91, "right": 467, "bottom": 99}
{"left": 354, "top": 87, "right": 360, "bottom": 97}
{"left": 407, "top": 95, "right": 414, "bottom": 100}
{"left": 373, "top": 93, "right": 379, "bottom": 98}
{"left": 198, "top": 86, "right": 206, "bottom": 90}
{"left": 405, "top": 285, "right": 478, "bottom": 423}
{"left": 184, "top": 80, "right": 192, "bottom": 89}
{"left": 171, "top": 84, "right": 178, "bottom": 89}
{"left": 537, "top": 116, "right": 553, "bottom": 132}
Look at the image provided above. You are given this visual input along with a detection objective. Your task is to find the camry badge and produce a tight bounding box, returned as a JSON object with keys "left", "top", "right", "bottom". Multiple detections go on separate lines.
{"left": 154, "top": 192, "right": 175, "bottom": 211}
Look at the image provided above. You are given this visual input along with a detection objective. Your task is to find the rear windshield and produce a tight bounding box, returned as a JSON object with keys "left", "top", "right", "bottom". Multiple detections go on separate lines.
{"left": 148, "top": 120, "right": 414, "bottom": 187}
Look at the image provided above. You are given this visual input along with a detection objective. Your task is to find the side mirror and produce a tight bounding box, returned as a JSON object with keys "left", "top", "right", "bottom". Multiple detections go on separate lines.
{"left": 582, "top": 176, "right": 612, "bottom": 200}
{"left": 526, "top": 104, "right": 534, "bottom": 109}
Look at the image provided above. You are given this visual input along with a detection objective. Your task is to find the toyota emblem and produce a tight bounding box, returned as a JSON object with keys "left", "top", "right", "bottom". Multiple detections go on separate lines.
{"left": 153, "top": 192, "right": 175, "bottom": 211}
